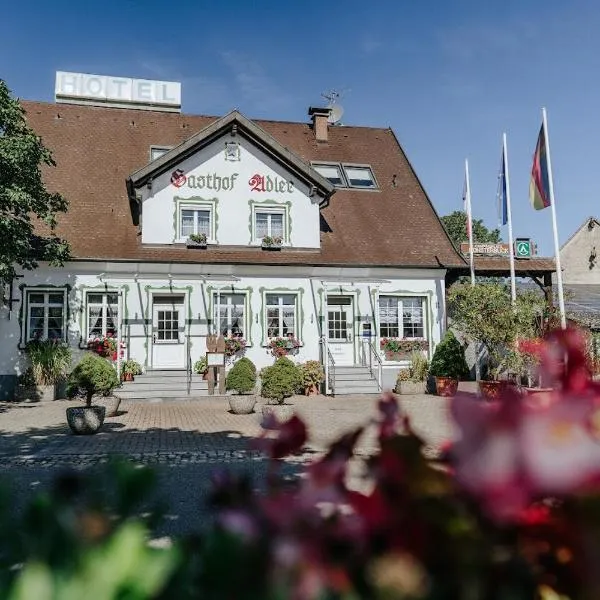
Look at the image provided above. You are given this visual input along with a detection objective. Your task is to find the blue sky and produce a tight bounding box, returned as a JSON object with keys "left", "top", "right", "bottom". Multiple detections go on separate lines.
{"left": 1, "top": 0, "right": 597, "bottom": 256}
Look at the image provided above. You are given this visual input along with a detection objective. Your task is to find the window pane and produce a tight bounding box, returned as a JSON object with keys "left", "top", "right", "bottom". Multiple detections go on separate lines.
{"left": 280, "top": 294, "right": 295, "bottom": 305}
{"left": 256, "top": 213, "right": 269, "bottom": 238}
{"left": 29, "top": 293, "right": 45, "bottom": 304}
{"left": 29, "top": 307, "right": 44, "bottom": 340}
{"left": 402, "top": 297, "right": 424, "bottom": 338}
{"left": 48, "top": 293, "right": 64, "bottom": 304}
{"left": 151, "top": 147, "right": 169, "bottom": 161}
{"left": 282, "top": 308, "right": 295, "bottom": 337}
{"left": 88, "top": 306, "right": 103, "bottom": 336}
{"left": 47, "top": 307, "right": 64, "bottom": 339}
{"left": 344, "top": 166, "right": 376, "bottom": 188}
{"left": 88, "top": 293, "right": 104, "bottom": 304}
{"left": 379, "top": 297, "right": 399, "bottom": 338}
{"left": 270, "top": 213, "right": 284, "bottom": 238}
{"left": 181, "top": 210, "right": 195, "bottom": 237}
{"left": 197, "top": 210, "right": 210, "bottom": 236}
{"left": 313, "top": 164, "right": 345, "bottom": 186}
{"left": 106, "top": 293, "right": 119, "bottom": 305}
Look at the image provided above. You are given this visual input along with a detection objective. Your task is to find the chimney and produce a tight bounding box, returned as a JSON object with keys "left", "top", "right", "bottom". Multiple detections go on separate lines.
{"left": 308, "top": 106, "right": 331, "bottom": 142}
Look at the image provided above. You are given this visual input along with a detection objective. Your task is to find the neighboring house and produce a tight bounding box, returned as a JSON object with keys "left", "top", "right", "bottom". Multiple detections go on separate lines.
{"left": 0, "top": 89, "right": 466, "bottom": 398}
{"left": 559, "top": 216, "right": 600, "bottom": 328}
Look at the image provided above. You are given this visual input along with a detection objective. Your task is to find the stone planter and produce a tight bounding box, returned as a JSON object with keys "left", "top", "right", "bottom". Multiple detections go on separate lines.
{"left": 435, "top": 376, "right": 459, "bottom": 397}
{"left": 38, "top": 384, "right": 56, "bottom": 402}
{"left": 93, "top": 395, "right": 121, "bottom": 417}
{"left": 261, "top": 403, "right": 294, "bottom": 422}
{"left": 261, "top": 242, "right": 282, "bottom": 251}
{"left": 228, "top": 394, "right": 257, "bottom": 414}
{"left": 66, "top": 406, "right": 106, "bottom": 435}
{"left": 478, "top": 380, "right": 507, "bottom": 401}
{"left": 395, "top": 381, "right": 427, "bottom": 395}
{"left": 14, "top": 385, "right": 41, "bottom": 402}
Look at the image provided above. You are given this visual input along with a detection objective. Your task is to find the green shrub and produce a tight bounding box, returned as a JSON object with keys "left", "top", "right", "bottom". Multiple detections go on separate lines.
{"left": 409, "top": 351, "right": 429, "bottom": 382}
{"left": 121, "top": 359, "right": 142, "bottom": 376}
{"left": 300, "top": 360, "right": 325, "bottom": 391}
{"left": 25, "top": 339, "right": 72, "bottom": 385}
{"left": 226, "top": 357, "right": 257, "bottom": 394}
{"left": 194, "top": 357, "right": 208, "bottom": 374}
{"left": 260, "top": 357, "right": 302, "bottom": 404}
{"left": 429, "top": 331, "right": 469, "bottom": 380}
{"left": 67, "top": 353, "right": 120, "bottom": 406}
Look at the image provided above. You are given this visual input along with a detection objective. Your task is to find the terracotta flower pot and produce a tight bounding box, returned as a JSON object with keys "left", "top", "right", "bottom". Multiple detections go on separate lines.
{"left": 478, "top": 380, "right": 507, "bottom": 401}
{"left": 435, "top": 376, "right": 459, "bottom": 397}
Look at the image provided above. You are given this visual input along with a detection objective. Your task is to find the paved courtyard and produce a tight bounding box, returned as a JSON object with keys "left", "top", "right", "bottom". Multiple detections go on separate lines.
{"left": 0, "top": 391, "right": 459, "bottom": 538}
{"left": 0, "top": 392, "right": 455, "bottom": 463}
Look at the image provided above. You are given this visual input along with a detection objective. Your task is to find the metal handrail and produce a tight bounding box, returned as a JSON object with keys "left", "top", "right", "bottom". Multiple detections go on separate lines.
{"left": 367, "top": 341, "right": 383, "bottom": 391}
{"left": 327, "top": 347, "right": 336, "bottom": 396}
{"left": 186, "top": 336, "right": 192, "bottom": 396}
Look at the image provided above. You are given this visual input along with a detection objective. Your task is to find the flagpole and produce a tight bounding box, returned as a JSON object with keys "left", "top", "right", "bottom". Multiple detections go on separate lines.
{"left": 542, "top": 107, "right": 566, "bottom": 329}
{"left": 502, "top": 133, "right": 517, "bottom": 305}
{"left": 465, "top": 159, "right": 475, "bottom": 286}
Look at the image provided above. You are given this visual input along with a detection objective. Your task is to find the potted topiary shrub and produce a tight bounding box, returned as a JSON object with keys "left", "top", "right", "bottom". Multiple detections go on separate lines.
{"left": 226, "top": 357, "right": 257, "bottom": 414}
{"left": 260, "top": 357, "right": 302, "bottom": 421}
{"left": 300, "top": 360, "right": 324, "bottom": 396}
{"left": 395, "top": 352, "right": 429, "bottom": 395}
{"left": 24, "top": 339, "right": 72, "bottom": 402}
{"left": 429, "top": 331, "right": 468, "bottom": 397}
{"left": 121, "top": 359, "right": 142, "bottom": 382}
{"left": 66, "top": 354, "right": 120, "bottom": 433}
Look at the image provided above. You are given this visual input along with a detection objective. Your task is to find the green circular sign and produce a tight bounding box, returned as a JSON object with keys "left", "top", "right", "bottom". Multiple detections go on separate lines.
{"left": 516, "top": 241, "right": 531, "bottom": 257}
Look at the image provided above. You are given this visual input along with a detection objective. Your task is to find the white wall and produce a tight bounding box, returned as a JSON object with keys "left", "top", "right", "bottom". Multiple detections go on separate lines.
{"left": 140, "top": 133, "right": 320, "bottom": 249}
{"left": 0, "top": 262, "right": 447, "bottom": 396}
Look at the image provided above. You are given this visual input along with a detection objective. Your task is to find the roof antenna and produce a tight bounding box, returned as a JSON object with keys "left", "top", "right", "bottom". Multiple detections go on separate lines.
{"left": 321, "top": 89, "right": 347, "bottom": 126}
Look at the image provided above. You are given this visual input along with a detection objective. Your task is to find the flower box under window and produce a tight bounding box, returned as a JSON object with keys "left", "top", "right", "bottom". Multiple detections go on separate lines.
{"left": 380, "top": 338, "right": 429, "bottom": 361}
{"left": 186, "top": 233, "right": 207, "bottom": 249}
{"left": 261, "top": 236, "right": 283, "bottom": 250}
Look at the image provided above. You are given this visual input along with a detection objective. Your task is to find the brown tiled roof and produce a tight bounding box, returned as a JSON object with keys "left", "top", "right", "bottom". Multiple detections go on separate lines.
{"left": 23, "top": 101, "right": 466, "bottom": 269}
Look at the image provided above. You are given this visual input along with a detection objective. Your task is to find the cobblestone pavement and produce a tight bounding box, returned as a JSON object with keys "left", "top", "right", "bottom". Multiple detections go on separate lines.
{"left": 0, "top": 392, "right": 455, "bottom": 464}
{"left": 0, "top": 391, "right": 459, "bottom": 537}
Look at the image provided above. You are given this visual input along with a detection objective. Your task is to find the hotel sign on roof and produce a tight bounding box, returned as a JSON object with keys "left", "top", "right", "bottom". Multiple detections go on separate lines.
{"left": 55, "top": 71, "right": 181, "bottom": 112}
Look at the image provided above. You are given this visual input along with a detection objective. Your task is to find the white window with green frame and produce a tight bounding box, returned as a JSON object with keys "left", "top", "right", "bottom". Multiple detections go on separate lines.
{"left": 213, "top": 293, "right": 246, "bottom": 338}
{"left": 174, "top": 197, "right": 217, "bottom": 243}
{"left": 250, "top": 202, "right": 290, "bottom": 244}
{"left": 25, "top": 289, "right": 67, "bottom": 341}
{"left": 265, "top": 293, "right": 297, "bottom": 339}
{"left": 378, "top": 296, "right": 426, "bottom": 339}
{"left": 86, "top": 292, "right": 119, "bottom": 339}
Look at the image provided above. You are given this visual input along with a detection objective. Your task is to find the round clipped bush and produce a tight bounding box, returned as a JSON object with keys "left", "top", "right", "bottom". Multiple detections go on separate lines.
{"left": 429, "top": 331, "right": 469, "bottom": 380}
{"left": 260, "top": 357, "right": 302, "bottom": 404}
{"left": 226, "top": 357, "right": 257, "bottom": 394}
{"left": 67, "top": 353, "right": 120, "bottom": 406}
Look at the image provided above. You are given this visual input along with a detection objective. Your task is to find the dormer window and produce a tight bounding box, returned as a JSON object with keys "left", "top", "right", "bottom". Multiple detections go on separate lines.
{"left": 311, "top": 162, "right": 378, "bottom": 189}
{"left": 344, "top": 165, "right": 377, "bottom": 189}
{"left": 313, "top": 163, "right": 345, "bottom": 187}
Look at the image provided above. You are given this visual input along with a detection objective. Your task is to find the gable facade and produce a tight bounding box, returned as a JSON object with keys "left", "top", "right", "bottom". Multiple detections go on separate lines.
{"left": 0, "top": 101, "right": 464, "bottom": 399}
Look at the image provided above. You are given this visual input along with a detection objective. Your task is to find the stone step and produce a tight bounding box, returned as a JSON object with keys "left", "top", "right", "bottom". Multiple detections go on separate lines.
{"left": 333, "top": 371, "right": 377, "bottom": 382}
{"left": 333, "top": 366, "right": 372, "bottom": 374}
{"left": 123, "top": 375, "right": 207, "bottom": 388}
{"left": 333, "top": 377, "right": 379, "bottom": 388}
{"left": 333, "top": 384, "right": 380, "bottom": 395}
{"left": 119, "top": 381, "right": 208, "bottom": 392}
{"left": 115, "top": 388, "right": 210, "bottom": 400}
{"left": 143, "top": 370, "right": 190, "bottom": 377}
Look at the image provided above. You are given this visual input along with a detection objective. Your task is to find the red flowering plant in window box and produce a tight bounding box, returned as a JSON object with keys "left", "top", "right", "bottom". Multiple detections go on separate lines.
{"left": 224, "top": 335, "right": 247, "bottom": 357}
{"left": 269, "top": 336, "right": 300, "bottom": 357}
{"left": 380, "top": 337, "right": 428, "bottom": 360}
{"left": 87, "top": 334, "right": 125, "bottom": 362}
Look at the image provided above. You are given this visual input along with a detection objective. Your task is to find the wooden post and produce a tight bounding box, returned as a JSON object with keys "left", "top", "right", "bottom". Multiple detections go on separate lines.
{"left": 206, "top": 334, "right": 217, "bottom": 395}
{"left": 543, "top": 272, "right": 553, "bottom": 309}
{"left": 216, "top": 335, "right": 226, "bottom": 394}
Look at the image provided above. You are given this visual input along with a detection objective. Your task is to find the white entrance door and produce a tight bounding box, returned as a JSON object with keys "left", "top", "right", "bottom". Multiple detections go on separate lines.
{"left": 151, "top": 296, "right": 185, "bottom": 369}
{"left": 326, "top": 296, "right": 355, "bottom": 366}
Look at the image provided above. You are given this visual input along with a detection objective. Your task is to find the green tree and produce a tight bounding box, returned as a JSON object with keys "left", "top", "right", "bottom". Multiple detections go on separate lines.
{"left": 441, "top": 210, "right": 501, "bottom": 247}
{"left": 0, "top": 79, "right": 70, "bottom": 283}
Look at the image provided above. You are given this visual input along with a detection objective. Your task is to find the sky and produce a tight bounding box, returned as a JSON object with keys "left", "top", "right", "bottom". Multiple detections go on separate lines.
{"left": 1, "top": 0, "right": 598, "bottom": 257}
